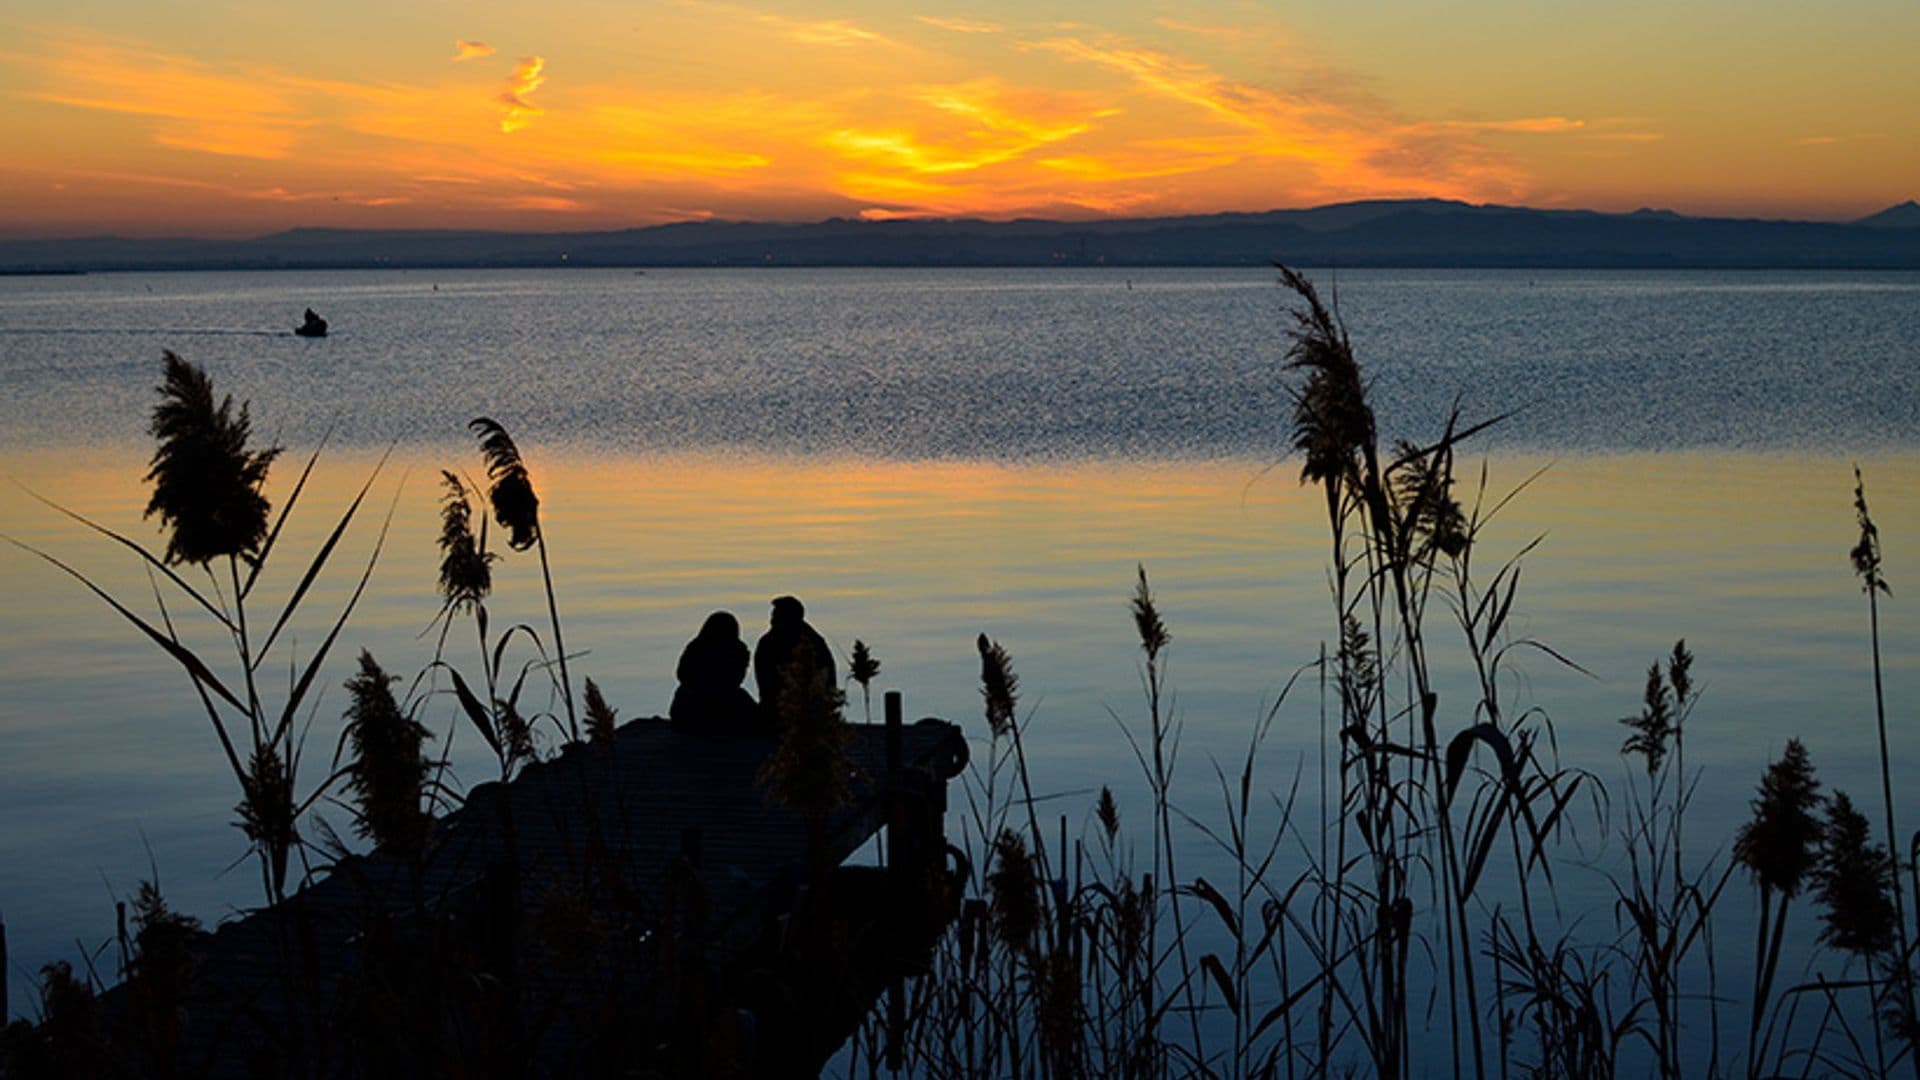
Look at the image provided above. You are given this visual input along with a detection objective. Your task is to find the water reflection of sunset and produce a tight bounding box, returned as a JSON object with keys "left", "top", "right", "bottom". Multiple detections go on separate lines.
{"left": 5, "top": 443, "right": 1913, "bottom": 751}
{"left": 3, "top": 439, "right": 1917, "bottom": 1052}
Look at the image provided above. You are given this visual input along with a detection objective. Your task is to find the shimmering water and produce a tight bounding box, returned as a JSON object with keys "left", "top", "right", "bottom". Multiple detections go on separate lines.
{"left": 0, "top": 269, "right": 1916, "bottom": 1067}
{"left": 2, "top": 268, "right": 1916, "bottom": 457}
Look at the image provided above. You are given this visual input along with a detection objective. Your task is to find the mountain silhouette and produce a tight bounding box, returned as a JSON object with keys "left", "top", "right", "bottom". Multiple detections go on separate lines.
{"left": 5, "top": 199, "right": 1920, "bottom": 271}
{"left": 1855, "top": 200, "right": 1920, "bottom": 229}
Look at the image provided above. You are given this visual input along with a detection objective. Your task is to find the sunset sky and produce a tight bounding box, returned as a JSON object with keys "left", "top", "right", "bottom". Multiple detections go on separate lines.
{"left": 0, "top": 0, "right": 1914, "bottom": 236}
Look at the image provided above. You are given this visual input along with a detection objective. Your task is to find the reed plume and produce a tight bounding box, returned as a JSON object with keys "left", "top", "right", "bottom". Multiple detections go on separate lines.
{"left": 988, "top": 828, "right": 1041, "bottom": 954}
{"left": 1277, "top": 266, "right": 1371, "bottom": 489}
{"left": 144, "top": 351, "right": 281, "bottom": 567}
{"left": 849, "top": 639, "right": 879, "bottom": 723}
{"left": 126, "top": 880, "right": 200, "bottom": 1076}
{"left": 33, "top": 960, "right": 103, "bottom": 1072}
{"left": 1734, "top": 738, "right": 1823, "bottom": 1076}
{"left": 1736, "top": 740, "right": 1823, "bottom": 901}
{"left": 235, "top": 743, "right": 297, "bottom": 899}
{"left": 1850, "top": 466, "right": 1915, "bottom": 1069}
{"left": 496, "top": 696, "right": 536, "bottom": 772}
{"left": 1130, "top": 564, "right": 1169, "bottom": 662}
{"left": 1096, "top": 786, "right": 1120, "bottom": 844}
{"left": 341, "top": 650, "right": 431, "bottom": 857}
{"left": 1392, "top": 438, "right": 1469, "bottom": 558}
{"left": 436, "top": 471, "right": 494, "bottom": 614}
{"left": 582, "top": 677, "right": 618, "bottom": 746}
{"left": 758, "top": 643, "right": 853, "bottom": 872}
{"left": 1621, "top": 661, "right": 1677, "bottom": 775}
{"left": 1816, "top": 791, "right": 1897, "bottom": 958}
{"left": 469, "top": 417, "right": 576, "bottom": 742}
{"left": 469, "top": 418, "right": 540, "bottom": 552}
{"left": 977, "top": 633, "right": 1018, "bottom": 739}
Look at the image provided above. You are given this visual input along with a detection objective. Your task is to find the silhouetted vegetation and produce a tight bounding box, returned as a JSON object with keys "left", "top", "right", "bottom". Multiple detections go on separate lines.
{"left": 4, "top": 270, "right": 1915, "bottom": 1078}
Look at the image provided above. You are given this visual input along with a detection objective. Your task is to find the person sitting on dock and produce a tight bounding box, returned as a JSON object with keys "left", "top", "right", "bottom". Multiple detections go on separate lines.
{"left": 753, "top": 596, "right": 836, "bottom": 725}
{"left": 669, "top": 611, "right": 761, "bottom": 730}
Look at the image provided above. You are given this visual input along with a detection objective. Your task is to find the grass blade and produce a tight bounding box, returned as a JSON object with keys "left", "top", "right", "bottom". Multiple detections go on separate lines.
{"left": 4, "top": 534, "right": 246, "bottom": 713}
{"left": 254, "top": 447, "right": 393, "bottom": 666}
{"left": 12, "top": 482, "right": 234, "bottom": 632}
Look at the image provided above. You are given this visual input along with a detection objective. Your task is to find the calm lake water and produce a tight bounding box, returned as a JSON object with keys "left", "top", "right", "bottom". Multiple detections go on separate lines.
{"left": 1, "top": 268, "right": 1917, "bottom": 1063}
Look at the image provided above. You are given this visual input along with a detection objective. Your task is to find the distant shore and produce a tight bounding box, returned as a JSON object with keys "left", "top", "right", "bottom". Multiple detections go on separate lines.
{"left": 5, "top": 197, "right": 1918, "bottom": 273}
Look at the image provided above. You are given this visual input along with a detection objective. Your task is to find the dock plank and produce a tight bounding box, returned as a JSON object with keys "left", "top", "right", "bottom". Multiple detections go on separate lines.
{"left": 102, "top": 714, "right": 967, "bottom": 1077}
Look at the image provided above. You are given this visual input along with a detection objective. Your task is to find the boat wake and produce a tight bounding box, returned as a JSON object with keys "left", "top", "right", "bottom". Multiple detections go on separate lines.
{"left": 0, "top": 327, "right": 297, "bottom": 337}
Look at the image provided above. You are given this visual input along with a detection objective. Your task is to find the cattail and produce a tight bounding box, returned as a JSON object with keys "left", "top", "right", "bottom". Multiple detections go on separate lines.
{"left": 988, "top": 828, "right": 1040, "bottom": 953}
{"left": 436, "top": 471, "right": 494, "bottom": 612}
{"left": 1733, "top": 739, "right": 1823, "bottom": 899}
{"left": 1620, "top": 661, "right": 1676, "bottom": 775}
{"left": 342, "top": 650, "right": 431, "bottom": 856}
{"left": 977, "top": 633, "right": 1019, "bottom": 738}
{"left": 143, "top": 352, "right": 281, "bottom": 567}
{"left": 583, "top": 677, "right": 618, "bottom": 746}
{"left": 1815, "top": 791, "right": 1898, "bottom": 957}
{"left": 1130, "top": 565, "right": 1169, "bottom": 662}
{"left": 469, "top": 417, "right": 540, "bottom": 551}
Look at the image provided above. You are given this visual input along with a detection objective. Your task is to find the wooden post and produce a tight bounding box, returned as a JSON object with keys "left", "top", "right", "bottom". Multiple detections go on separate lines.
{"left": 884, "top": 692, "right": 903, "bottom": 781}
{"left": 883, "top": 690, "right": 906, "bottom": 1072}
{"left": 884, "top": 690, "right": 904, "bottom": 875}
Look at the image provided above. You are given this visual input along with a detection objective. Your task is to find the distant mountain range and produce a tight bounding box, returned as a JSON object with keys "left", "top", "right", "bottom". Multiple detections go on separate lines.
{"left": 4, "top": 198, "right": 1919, "bottom": 272}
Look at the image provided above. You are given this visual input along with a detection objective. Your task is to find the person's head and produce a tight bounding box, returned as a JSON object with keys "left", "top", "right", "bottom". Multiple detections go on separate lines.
{"left": 700, "top": 610, "right": 740, "bottom": 640}
{"left": 771, "top": 595, "right": 805, "bottom": 626}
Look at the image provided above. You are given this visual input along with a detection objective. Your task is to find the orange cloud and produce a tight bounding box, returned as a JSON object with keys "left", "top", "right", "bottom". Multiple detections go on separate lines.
{"left": 9, "top": 10, "right": 1750, "bottom": 232}
{"left": 677, "top": 2, "right": 894, "bottom": 48}
{"left": 1400, "top": 117, "right": 1587, "bottom": 136}
{"left": 24, "top": 33, "right": 305, "bottom": 159}
{"left": 782, "top": 19, "right": 887, "bottom": 47}
{"left": 498, "top": 55, "right": 546, "bottom": 133}
{"left": 1019, "top": 32, "right": 1553, "bottom": 205}
{"left": 452, "top": 40, "right": 495, "bottom": 62}
{"left": 917, "top": 16, "right": 1003, "bottom": 34}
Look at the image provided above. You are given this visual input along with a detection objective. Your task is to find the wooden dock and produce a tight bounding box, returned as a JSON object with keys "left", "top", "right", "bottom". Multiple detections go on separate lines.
{"left": 90, "top": 694, "right": 969, "bottom": 1078}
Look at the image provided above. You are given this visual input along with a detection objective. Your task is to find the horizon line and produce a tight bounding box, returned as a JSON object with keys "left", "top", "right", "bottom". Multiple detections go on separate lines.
{"left": 7, "top": 195, "right": 1918, "bottom": 245}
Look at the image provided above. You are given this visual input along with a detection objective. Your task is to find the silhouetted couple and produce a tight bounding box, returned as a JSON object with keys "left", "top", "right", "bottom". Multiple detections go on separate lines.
{"left": 670, "top": 596, "right": 835, "bottom": 731}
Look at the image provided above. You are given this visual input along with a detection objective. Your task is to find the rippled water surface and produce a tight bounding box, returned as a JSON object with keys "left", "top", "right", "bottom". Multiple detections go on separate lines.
{"left": 1, "top": 269, "right": 1917, "bottom": 1061}
{"left": 2, "top": 267, "right": 1917, "bottom": 456}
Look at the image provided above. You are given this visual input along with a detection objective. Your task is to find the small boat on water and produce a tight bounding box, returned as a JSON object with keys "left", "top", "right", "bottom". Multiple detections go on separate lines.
{"left": 295, "top": 308, "right": 328, "bottom": 337}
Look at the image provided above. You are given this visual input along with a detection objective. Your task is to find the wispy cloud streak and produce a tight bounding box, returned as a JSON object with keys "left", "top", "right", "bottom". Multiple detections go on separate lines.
{"left": 497, "top": 55, "right": 545, "bottom": 133}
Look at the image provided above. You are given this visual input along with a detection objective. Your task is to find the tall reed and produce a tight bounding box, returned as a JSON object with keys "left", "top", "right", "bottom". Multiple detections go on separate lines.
{"left": 7, "top": 352, "right": 393, "bottom": 905}
{"left": 1852, "top": 468, "right": 1919, "bottom": 1064}
{"left": 472, "top": 417, "right": 578, "bottom": 744}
